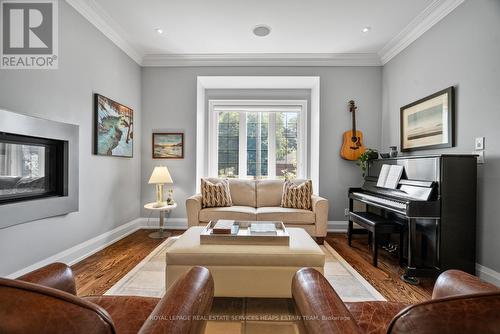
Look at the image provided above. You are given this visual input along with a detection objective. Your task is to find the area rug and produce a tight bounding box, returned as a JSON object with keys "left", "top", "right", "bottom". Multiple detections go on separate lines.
{"left": 105, "top": 236, "right": 385, "bottom": 302}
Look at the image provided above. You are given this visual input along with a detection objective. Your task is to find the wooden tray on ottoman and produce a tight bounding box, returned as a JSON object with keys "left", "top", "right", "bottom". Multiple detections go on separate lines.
{"left": 200, "top": 220, "right": 289, "bottom": 246}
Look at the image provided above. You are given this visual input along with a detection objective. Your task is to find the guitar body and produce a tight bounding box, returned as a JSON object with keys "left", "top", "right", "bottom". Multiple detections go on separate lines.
{"left": 340, "top": 130, "right": 366, "bottom": 160}
{"left": 340, "top": 100, "right": 366, "bottom": 161}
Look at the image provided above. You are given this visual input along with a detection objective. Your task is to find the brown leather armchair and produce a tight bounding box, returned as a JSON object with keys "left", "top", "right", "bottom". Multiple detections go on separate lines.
{"left": 292, "top": 268, "right": 500, "bottom": 334}
{"left": 0, "top": 263, "right": 214, "bottom": 334}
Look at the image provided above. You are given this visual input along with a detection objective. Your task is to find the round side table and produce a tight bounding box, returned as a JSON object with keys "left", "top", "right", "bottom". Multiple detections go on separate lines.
{"left": 144, "top": 202, "right": 177, "bottom": 239}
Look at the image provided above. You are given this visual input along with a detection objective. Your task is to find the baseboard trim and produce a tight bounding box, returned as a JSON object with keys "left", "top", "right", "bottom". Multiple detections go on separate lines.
{"left": 6, "top": 218, "right": 144, "bottom": 279}
{"left": 476, "top": 263, "right": 500, "bottom": 287}
{"left": 7, "top": 217, "right": 345, "bottom": 277}
{"left": 143, "top": 218, "right": 349, "bottom": 233}
{"left": 8, "top": 216, "right": 499, "bottom": 289}
{"left": 140, "top": 217, "right": 188, "bottom": 230}
{"left": 327, "top": 220, "right": 348, "bottom": 233}
{"left": 143, "top": 218, "right": 348, "bottom": 233}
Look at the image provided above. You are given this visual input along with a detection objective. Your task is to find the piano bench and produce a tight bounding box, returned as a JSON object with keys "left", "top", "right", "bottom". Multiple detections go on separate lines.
{"left": 348, "top": 212, "right": 403, "bottom": 267}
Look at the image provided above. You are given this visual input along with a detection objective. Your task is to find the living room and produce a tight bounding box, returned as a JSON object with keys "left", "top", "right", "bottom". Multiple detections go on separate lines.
{"left": 1, "top": 0, "right": 499, "bottom": 333}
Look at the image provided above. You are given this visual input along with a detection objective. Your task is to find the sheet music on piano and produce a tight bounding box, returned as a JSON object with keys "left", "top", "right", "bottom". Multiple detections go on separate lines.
{"left": 376, "top": 164, "right": 404, "bottom": 189}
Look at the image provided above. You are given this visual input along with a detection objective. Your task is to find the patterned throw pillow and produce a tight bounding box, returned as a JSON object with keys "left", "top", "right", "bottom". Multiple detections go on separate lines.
{"left": 281, "top": 180, "right": 313, "bottom": 210}
{"left": 201, "top": 178, "right": 233, "bottom": 208}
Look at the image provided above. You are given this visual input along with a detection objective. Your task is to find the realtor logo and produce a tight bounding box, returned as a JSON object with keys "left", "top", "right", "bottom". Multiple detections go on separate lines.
{"left": 1, "top": 0, "right": 58, "bottom": 69}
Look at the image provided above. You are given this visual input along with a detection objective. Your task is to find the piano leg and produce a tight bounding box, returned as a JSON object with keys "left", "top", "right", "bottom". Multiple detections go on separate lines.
{"left": 348, "top": 220, "right": 353, "bottom": 246}
{"left": 401, "top": 218, "right": 420, "bottom": 285}
{"left": 372, "top": 232, "right": 378, "bottom": 267}
{"left": 348, "top": 198, "right": 353, "bottom": 246}
{"left": 399, "top": 227, "right": 404, "bottom": 267}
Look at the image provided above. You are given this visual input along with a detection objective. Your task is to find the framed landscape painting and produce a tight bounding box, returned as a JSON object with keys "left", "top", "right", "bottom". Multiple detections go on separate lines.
{"left": 153, "top": 133, "right": 184, "bottom": 159}
{"left": 94, "top": 94, "right": 133, "bottom": 157}
{"left": 400, "top": 87, "right": 454, "bottom": 152}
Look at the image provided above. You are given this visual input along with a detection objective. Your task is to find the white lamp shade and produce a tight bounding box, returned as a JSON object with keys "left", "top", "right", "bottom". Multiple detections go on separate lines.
{"left": 148, "top": 166, "right": 173, "bottom": 184}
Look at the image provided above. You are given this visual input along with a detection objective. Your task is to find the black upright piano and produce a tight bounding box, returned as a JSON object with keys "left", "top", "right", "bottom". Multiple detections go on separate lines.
{"left": 348, "top": 154, "right": 477, "bottom": 283}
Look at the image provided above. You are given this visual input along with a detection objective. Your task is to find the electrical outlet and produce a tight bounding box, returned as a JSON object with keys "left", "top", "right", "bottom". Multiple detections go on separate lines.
{"left": 477, "top": 151, "right": 485, "bottom": 164}
{"left": 473, "top": 151, "right": 485, "bottom": 164}
{"left": 344, "top": 208, "right": 350, "bottom": 216}
{"left": 475, "top": 137, "right": 485, "bottom": 150}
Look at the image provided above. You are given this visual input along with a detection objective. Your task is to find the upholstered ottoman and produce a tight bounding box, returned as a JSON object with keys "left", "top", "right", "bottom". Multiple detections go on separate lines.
{"left": 165, "top": 226, "right": 325, "bottom": 298}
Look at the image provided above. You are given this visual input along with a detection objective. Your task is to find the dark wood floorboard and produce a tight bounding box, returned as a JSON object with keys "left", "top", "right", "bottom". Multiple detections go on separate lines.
{"left": 72, "top": 229, "right": 434, "bottom": 304}
{"left": 326, "top": 232, "right": 434, "bottom": 304}
{"left": 71, "top": 229, "right": 182, "bottom": 296}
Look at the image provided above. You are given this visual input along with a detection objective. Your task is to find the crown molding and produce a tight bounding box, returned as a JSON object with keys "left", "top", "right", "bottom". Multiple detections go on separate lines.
{"left": 142, "top": 53, "right": 382, "bottom": 67}
{"left": 65, "top": 0, "right": 143, "bottom": 64}
{"left": 66, "top": 0, "right": 464, "bottom": 67}
{"left": 378, "top": 0, "right": 465, "bottom": 65}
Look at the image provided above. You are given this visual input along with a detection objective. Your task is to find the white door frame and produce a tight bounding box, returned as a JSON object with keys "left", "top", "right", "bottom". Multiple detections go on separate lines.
{"left": 197, "top": 76, "right": 320, "bottom": 193}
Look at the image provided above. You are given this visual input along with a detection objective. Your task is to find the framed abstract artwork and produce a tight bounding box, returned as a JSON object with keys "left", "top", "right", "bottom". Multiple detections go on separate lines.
{"left": 400, "top": 87, "right": 454, "bottom": 152}
{"left": 152, "top": 132, "right": 184, "bottom": 159}
{"left": 94, "top": 94, "right": 133, "bottom": 157}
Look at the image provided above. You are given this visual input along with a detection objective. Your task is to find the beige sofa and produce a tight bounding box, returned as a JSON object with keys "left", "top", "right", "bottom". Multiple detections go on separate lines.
{"left": 186, "top": 178, "right": 328, "bottom": 243}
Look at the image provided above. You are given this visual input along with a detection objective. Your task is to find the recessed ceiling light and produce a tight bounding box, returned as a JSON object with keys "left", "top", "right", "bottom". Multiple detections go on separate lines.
{"left": 362, "top": 26, "right": 371, "bottom": 33}
{"left": 253, "top": 25, "right": 271, "bottom": 37}
{"left": 155, "top": 28, "right": 164, "bottom": 35}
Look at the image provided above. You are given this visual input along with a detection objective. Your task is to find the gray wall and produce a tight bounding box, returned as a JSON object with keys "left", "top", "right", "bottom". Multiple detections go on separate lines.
{"left": 381, "top": 0, "right": 500, "bottom": 271}
{"left": 0, "top": 1, "right": 142, "bottom": 276}
{"left": 141, "top": 67, "right": 382, "bottom": 221}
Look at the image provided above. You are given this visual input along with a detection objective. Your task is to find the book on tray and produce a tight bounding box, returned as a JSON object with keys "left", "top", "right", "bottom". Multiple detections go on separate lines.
{"left": 250, "top": 223, "right": 277, "bottom": 236}
{"left": 212, "top": 220, "right": 235, "bottom": 234}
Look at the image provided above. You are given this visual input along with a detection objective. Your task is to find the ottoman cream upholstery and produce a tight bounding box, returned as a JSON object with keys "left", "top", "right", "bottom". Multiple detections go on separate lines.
{"left": 166, "top": 227, "right": 325, "bottom": 298}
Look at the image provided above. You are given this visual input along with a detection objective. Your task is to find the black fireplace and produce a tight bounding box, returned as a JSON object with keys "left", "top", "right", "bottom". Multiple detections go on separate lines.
{"left": 0, "top": 132, "right": 68, "bottom": 205}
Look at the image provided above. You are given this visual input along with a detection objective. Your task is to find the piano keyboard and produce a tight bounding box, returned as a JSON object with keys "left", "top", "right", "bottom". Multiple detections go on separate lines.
{"left": 351, "top": 192, "right": 407, "bottom": 211}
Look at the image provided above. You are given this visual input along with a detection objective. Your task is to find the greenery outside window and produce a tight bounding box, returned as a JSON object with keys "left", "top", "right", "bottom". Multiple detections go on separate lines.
{"left": 208, "top": 100, "right": 307, "bottom": 180}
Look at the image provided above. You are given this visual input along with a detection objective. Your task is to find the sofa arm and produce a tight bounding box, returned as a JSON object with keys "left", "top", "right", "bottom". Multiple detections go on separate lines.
{"left": 311, "top": 195, "right": 328, "bottom": 237}
{"left": 17, "top": 262, "right": 77, "bottom": 295}
{"left": 432, "top": 269, "right": 499, "bottom": 299}
{"left": 186, "top": 194, "right": 203, "bottom": 227}
{"left": 138, "top": 266, "right": 214, "bottom": 334}
{"left": 292, "top": 268, "right": 362, "bottom": 334}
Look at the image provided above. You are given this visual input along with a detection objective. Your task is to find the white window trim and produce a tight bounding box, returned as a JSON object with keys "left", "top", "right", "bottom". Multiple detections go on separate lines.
{"left": 208, "top": 99, "right": 308, "bottom": 179}
{"left": 268, "top": 112, "right": 276, "bottom": 178}
{"left": 238, "top": 112, "right": 247, "bottom": 178}
{"left": 196, "top": 76, "right": 320, "bottom": 193}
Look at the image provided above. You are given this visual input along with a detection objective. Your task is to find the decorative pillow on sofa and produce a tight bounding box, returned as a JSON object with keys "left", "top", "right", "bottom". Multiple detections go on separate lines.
{"left": 201, "top": 178, "right": 233, "bottom": 208}
{"left": 281, "top": 179, "right": 312, "bottom": 210}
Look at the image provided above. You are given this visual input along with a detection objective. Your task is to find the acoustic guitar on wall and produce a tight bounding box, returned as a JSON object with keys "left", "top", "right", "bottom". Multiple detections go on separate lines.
{"left": 340, "top": 100, "right": 366, "bottom": 160}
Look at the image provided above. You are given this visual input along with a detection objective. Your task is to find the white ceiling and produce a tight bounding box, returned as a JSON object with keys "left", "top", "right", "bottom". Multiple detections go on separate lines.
{"left": 66, "top": 0, "right": 465, "bottom": 66}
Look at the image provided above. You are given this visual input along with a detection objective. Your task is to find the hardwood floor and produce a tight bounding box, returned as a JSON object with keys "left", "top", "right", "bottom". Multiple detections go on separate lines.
{"left": 71, "top": 229, "right": 182, "bottom": 296}
{"left": 326, "top": 232, "right": 434, "bottom": 303}
{"left": 72, "top": 229, "right": 434, "bottom": 304}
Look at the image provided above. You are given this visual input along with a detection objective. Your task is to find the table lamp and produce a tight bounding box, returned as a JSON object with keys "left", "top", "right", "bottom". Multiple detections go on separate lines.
{"left": 148, "top": 166, "right": 173, "bottom": 208}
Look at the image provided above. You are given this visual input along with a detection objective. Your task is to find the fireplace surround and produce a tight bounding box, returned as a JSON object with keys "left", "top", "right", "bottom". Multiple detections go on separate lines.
{"left": 0, "top": 109, "right": 78, "bottom": 228}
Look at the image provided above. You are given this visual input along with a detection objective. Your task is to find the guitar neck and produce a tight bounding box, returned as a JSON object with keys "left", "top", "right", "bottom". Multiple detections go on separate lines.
{"left": 352, "top": 109, "right": 357, "bottom": 135}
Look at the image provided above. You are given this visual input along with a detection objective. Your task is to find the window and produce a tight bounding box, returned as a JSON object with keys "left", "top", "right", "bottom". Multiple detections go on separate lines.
{"left": 209, "top": 100, "right": 307, "bottom": 179}
{"left": 217, "top": 111, "right": 240, "bottom": 177}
